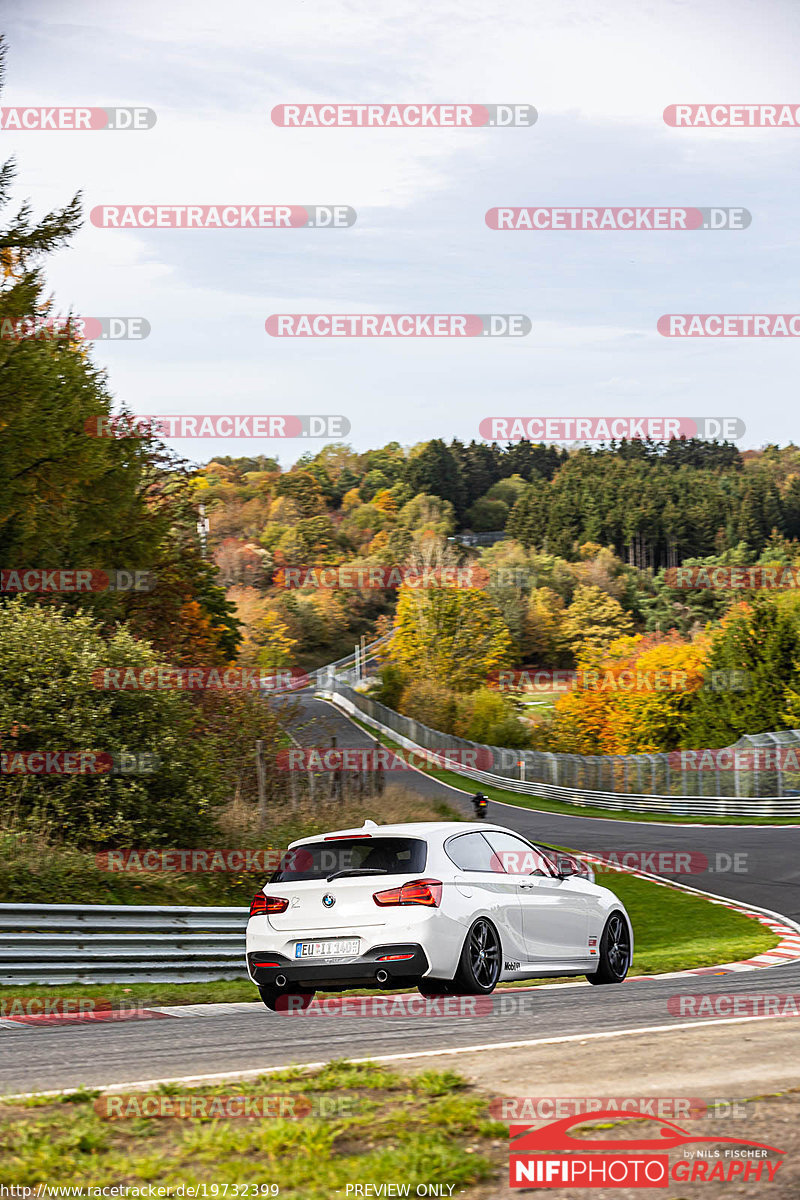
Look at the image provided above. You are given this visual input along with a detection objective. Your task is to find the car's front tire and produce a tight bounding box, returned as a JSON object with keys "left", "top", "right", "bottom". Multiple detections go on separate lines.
{"left": 453, "top": 917, "right": 502, "bottom": 994}
{"left": 258, "top": 986, "right": 316, "bottom": 1011}
{"left": 586, "top": 912, "right": 631, "bottom": 985}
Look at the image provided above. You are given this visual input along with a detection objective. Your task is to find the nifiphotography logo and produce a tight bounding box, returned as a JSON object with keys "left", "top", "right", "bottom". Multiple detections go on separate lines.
{"left": 509, "top": 1111, "right": 784, "bottom": 1188}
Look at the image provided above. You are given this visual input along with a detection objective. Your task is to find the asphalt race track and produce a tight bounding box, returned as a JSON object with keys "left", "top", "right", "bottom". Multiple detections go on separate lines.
{"left": 2, "top": 964, "right": 800, "bottom": 1096}
{"left": 291, "top": 696, "right": 800, "bottom": 924}
{"left": 1, "top": 695, "right": 798, "bottom": 1098}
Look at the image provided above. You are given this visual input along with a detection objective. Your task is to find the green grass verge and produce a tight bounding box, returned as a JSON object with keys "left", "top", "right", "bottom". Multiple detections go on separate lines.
{"left": 0, "top": 796, "right": 461, "bottom": 908}
{"left": 0, "top": 1061, "right": 506, "bottom": 1195}
{"left": 585, "top": 868, "right": 777, "bottom": 975}
{"left": 0, "top": 855, "right": 777, "bottom": 1009}
{"left": 344, "top": 708, "right": 800, "bottom": 826}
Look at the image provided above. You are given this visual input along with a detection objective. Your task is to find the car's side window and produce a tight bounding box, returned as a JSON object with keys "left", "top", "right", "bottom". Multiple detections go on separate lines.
{"left": 483, "top": 831, "right": 554, "bottom": 876}
{"left": 444, "top": 832, "right": 498, "bottom": 872}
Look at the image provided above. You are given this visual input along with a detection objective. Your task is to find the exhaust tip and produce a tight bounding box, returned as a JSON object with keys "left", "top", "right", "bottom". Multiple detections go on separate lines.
{"left": 376, "top": 969, "right": 389, "bottom": 984}
{"left": 275, "top": 974, "right": 287, "bottom": 988}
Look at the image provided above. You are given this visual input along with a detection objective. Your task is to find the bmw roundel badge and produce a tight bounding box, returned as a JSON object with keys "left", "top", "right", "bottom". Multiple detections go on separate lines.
{"left": 322, "top": 894, "right": 335, "bottom": 908}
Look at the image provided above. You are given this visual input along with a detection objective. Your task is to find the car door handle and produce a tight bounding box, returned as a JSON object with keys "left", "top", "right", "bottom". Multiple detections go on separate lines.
{"left": 519, "top": 882, "right": 536, "bottom": 890}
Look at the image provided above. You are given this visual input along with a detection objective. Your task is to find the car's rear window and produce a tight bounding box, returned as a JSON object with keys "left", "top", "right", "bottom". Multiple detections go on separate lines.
{"left": 269, "top": 837, "right": 428, "bottom": 882}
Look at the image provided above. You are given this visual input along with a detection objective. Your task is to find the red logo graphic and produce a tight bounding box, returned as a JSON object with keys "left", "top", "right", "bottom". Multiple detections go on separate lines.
{"left": 509, "top": 1112, "right": 784, "bottom": 1188}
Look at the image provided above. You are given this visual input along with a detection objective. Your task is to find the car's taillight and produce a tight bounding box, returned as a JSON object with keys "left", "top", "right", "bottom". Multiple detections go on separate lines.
{"left": 250, "top": 893, "right": 288, "bottom": 917}
{"left": 373, "top": 878, "right": 443, "bottom": 907}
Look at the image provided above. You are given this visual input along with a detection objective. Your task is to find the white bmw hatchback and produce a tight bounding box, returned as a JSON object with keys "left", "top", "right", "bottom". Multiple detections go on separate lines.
{"left": 246, "top": 820, "right": 633, "bottom": 1010}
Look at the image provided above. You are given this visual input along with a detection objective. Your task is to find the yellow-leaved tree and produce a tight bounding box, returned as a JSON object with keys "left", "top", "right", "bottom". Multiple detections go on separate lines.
{"left": 389, "top": 583, "right": 513, "bottom": 692}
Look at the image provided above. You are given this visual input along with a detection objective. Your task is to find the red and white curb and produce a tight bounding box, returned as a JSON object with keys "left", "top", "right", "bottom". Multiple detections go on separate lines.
{"left": 586, "top": 855, "right": 800, "bottom": 977}
{"left": 0, "top": 1007, "right": 173, "bottom": 1029}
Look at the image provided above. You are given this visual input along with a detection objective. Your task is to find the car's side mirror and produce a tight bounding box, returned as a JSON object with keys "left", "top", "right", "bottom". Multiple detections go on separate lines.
{"left": 557, "top": 857, "right": 576, "bottom": 878}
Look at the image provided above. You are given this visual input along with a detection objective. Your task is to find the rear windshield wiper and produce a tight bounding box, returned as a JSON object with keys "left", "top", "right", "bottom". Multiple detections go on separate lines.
{"left": 325, "top": 868, "right": 389, "bottom": 881}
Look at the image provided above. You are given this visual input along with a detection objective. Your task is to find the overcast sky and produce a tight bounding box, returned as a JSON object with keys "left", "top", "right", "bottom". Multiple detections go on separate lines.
{"left": 3, "top": 0, "right": 799, "bottom": 464}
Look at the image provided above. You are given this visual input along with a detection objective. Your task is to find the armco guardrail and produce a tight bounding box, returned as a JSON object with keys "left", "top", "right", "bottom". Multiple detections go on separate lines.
{"left": 315, "top": 681, "right": 800, "bottom": 818}
{"left": 0, "top": 904, "right": 249, "bottom": 985}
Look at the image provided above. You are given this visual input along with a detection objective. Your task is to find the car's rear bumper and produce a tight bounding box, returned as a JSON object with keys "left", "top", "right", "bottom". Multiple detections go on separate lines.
{"left": 247, "top": 942, "right": 430, "bottom": 990}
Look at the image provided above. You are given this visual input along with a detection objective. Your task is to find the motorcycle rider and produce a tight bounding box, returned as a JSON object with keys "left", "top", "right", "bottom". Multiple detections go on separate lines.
{"left": 472, "top": 792, "right": 489, "bottom": 817}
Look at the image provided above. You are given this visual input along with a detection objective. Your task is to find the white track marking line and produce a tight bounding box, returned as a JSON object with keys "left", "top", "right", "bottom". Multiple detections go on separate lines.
{"left": 2, "top": 1013, "right": 797, "bottom": 1101}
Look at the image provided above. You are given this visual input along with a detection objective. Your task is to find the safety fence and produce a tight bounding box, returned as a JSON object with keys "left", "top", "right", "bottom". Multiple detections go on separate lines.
{"left": 314, "top": 680, "right": 800, "bottom": 818}
{"left": 0, "top": 903, "right": 248, "bottom": 985}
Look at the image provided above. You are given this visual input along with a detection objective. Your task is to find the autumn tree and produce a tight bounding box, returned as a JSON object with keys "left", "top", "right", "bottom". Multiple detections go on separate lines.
{"left": 253, "top": 610, "right": 299, "bottom": 673}
{"left": 390, "top": 583, "right": 513, "bottom": 691}
{"left": 687, "top": 596, "right": 800, "bottom": 747}
{"left": 522, "top": 587, "right": 569, "bottom": 665}
{"left": 561, "top": 585, "right": 634, "bottom": 658}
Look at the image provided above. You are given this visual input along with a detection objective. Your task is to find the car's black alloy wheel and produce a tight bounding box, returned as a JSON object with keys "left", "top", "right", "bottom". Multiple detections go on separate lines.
{"left": 454, "top": 918, "right": 502, "bottom": 994}
{"left": 586, "top": 912, "right": 631, "bottom": 985}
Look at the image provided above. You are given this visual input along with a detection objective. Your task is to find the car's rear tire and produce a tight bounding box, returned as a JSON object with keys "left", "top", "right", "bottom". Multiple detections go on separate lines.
{"left": 586, "top": 913, "right": 631, "bottom": 985}
{"left": 258, "top": 986, "right": 316, "bottom": 1011}
{"left": 453, "top": 918, "right": 501, "bottom": 994}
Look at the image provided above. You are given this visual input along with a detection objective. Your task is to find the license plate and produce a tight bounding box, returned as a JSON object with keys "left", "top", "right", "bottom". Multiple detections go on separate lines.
{"left": 295, "top": 938, "right": 360, "bottom": 959}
